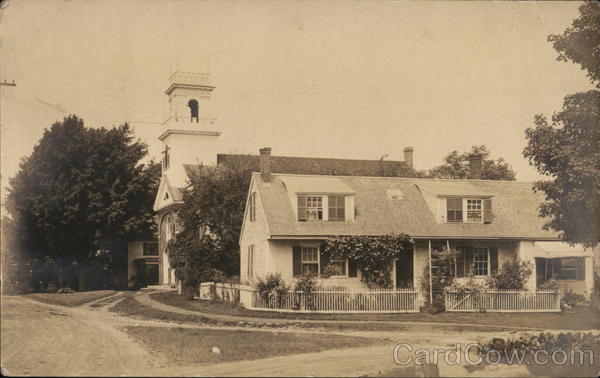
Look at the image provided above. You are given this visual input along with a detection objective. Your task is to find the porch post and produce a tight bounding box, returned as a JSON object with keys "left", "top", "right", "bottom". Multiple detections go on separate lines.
{"left": 428, "top": 240, "right": 433, "bottom": 304}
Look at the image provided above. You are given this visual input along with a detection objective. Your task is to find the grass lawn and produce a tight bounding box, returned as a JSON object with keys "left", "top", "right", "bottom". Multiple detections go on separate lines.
{"left": 122, "top": 326, "right": 386, "bottom": 365}
{"left": 110, "top": 294, "right": 416, "bottom": 331}
{"left": 25, "top": 290, "right": 118, "bottom": 307}
{"left": 151, "top": 292, "right": 600, "bottom": 330}
{"left": 110, "top": 293, "right": 215, "bottom": 324}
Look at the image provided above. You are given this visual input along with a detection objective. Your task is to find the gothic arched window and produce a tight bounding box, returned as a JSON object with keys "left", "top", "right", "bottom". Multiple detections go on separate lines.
{"left": 188, "top": 99, "right": 199, "bottom": 122}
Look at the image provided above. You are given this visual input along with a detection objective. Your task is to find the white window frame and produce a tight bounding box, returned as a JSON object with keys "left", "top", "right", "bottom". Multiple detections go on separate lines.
{"left": 466, "top": 199, "right": 483, "bottom": 223}
{"left": 444, "top": 198, "right": 486, "bottom": 224}
{"left": 473, "top": 248, "right": 489, "bottom": 276}
{"left": 301, "top": 246, "right": 320, "bottom": 276}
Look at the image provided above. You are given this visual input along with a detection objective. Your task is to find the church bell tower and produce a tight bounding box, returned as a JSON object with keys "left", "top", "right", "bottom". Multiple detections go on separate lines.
{"left": 158, "top": 71, "right": 222, "bottom": 190}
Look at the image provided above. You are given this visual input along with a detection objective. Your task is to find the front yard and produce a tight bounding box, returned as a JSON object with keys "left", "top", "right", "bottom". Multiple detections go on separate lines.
{"left": 151, "top": 291, "right": 600, "bottom": 330}
{"left": 122, "top": 326, "right": 387, "bottom": 365}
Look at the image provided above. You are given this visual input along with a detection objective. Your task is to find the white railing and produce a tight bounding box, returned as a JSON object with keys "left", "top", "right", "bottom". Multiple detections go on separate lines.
{"left": 254, "top": 288, "right": 419, "bottom": 313}
{"left": 445, "top": 290, "right": 560, "bottom": 312}
{"left": 198, "top": 282, "right": 419, "bottom": 313}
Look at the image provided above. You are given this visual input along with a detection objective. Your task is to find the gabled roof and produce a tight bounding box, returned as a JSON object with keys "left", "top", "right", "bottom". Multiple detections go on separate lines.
{"left": 252, "top": 172, "right": 559, "bottom": 240}
{"left": 153, "top": 175, "right": 184, "bottom": 212}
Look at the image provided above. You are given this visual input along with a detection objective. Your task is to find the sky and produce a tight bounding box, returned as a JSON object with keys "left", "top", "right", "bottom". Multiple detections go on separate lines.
{"left": 0, "top": 0, "right": 594, "bottom": 205}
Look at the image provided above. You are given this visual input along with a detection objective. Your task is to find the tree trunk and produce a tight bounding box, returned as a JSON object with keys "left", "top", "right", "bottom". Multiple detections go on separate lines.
{"left": 58, "top": 265, "right": 64, "bottom": 289}
{"left": 78, "top": 265, "right": 87, "bottom": 292}
{"left": 183, "top": 284, "right": 195, "bottom": 300}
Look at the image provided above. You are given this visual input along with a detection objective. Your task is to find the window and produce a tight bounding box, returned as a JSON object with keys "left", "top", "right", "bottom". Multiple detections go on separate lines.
{"left": 328, "top": 196, "right": 345, "bottom": 221}
{"left": 248, "top": 193, "right": 256, "bottom": 222}
{"left": 447, "top": 198, "right": 463, "bottom": 223}
{"left": 467, "top": 199, "right": 483, "bottom": 222}
{"left": 536, "top": 257, "right": 585, "bottom": 282}
{"left": 473, "top": 248, "right": 489, "bottom": 276}
{"left": 143, "top": 242, "right": 158, "bottom": 256}
{"left": 247, "top": 245, "right": 254, "bottom": 277}
{"left": 162, "top": 145, "right": 170, "bottom": 170}
{"left": 455, "top": 247, "right": 497, "bottom": 277}
{"left": 301, "top": 247, "right": 319, "bottom": 276}
{"left": 330, "top": 255, "right": 347, "bottom": 276}
{"left": 297, "top": 196, "right": 323, "bottom": 222}
{"left": 188, "top": 99, "right": 199, "bottom": 122}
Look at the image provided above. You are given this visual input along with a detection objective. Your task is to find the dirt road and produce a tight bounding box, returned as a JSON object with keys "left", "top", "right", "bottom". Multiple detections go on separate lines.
{"left": 1, "top": 293, "right": 530, "bottom": 377}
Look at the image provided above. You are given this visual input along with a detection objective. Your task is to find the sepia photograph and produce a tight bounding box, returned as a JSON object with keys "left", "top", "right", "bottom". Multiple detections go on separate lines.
{"left": 0, "top": 0, "right": 598, "bottom": 376}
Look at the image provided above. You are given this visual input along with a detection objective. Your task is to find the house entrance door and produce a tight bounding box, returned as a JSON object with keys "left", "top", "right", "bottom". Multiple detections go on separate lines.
{"left": 396, "top": 251, "right": 414, "bottom": 288}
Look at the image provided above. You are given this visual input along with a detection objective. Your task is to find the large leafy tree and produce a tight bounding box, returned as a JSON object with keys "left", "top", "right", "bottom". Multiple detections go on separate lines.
{"left": 6, "top": 115, "right": 161, "bottom": 285}
{"left": 523, "top": 1, "right": 600, "bottom": 248}
{"left": 423, "top": 145, "right": 516, "bottom": 180}
{"left": 167, "top": 158, "right": 256, "bottom": 295}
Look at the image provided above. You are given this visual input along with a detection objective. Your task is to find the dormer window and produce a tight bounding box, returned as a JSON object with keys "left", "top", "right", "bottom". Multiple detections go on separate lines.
{"left": 328, "top": 196, "right": 345, "bottom": 221}
{"left": 447, "top": 198, "right": 463, "bottom": 222}
{"left": 298, "top": 195, "right": 323, "bottom": 221}
{"left": 467, "top": 199, "right": 483, "bottom": 222}
{"left": 446, "top": 198, "right": 492, "bottom": 223}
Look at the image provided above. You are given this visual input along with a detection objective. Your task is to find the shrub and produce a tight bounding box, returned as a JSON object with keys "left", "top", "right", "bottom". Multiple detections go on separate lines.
{"left": 561, "top": 289, "right": 588, "bottom": 311}
{"left": 256, "top": 273, "right": 289, "bottom": 308}
{"left": 293, "top": 274, "right": 320, "bottom": 293}
{"left": 480, "top": 332, "right": 600, "bottom": 376}
{"left": 486, "top": 258, "right": 533, "bottom": 290}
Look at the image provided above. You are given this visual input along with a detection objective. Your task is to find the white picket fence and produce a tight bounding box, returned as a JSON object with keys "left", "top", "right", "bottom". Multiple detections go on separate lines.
{"left": 199, "top": 282, "right": 419, "bottom": 313}
{"left": 445, "top": 290, "right": 560, "bottom": 312}
{"left": 254, "top": 288, "right": 419, "bottom": 313}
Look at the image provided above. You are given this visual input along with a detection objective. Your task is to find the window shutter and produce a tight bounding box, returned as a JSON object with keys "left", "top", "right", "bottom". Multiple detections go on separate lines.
{"left": 319, "top": 243, "right": 330, "bottom": 273}
{"left": 490, "top": 247, "right": 499, "bottom": 274}
{"left": 292, "top": 245, "right": 302, "bottom": 277}
{"left": 483, "top": 199, "right": 493, "bottom": 223}
{"left": 348, "top": 259, "right": 358, "bottom": 277}
{"left": 465, "top": 247, "right": 474, "bottom": 275}
{"left": 576, "top": 257, "right": 586, "bottom": 281}
{"left": 297, "top": 196, "right": 307, "bottom": 221}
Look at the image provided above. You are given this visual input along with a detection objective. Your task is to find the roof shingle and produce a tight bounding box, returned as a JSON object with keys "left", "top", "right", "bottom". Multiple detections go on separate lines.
{"left": 254, "top": 173, "right": 559, "bottom": 240}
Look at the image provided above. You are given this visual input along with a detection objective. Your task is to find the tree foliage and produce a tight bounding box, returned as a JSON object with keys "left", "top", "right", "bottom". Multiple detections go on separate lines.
{"left": 548, "top": 1, "right": 600, "bottom": 88}
{"left": 323, "top": 234, "right": 414, "bottom": 288}
{"left": 6, "top": 115, "right": 160, "bottom": 271}
{"left": 166, "top": 158, "right": 256, "bottom": 292}
{"left": 524, "top": 2, "right": 600, "bottom": 247}
{"left": 423, "top": 145, "right": 516, "bottom": 180}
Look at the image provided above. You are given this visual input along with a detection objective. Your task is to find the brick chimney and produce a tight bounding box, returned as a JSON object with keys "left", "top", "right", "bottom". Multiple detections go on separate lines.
{"left": 468, "top": 154, "right": 483, "bottom": 179}
{"left": 259, "top": 147, "right": 272, "bottom": 182}
{"left": 403, "top": 146, "right": 414, "bottom": 169}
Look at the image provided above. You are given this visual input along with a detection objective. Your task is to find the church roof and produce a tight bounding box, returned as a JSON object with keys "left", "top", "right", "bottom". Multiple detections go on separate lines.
{"left": 211, "top": 153, "right": 419, "bottom": 178}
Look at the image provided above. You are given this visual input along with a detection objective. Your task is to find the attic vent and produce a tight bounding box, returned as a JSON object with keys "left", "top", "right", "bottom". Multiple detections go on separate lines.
{"left": 387, "top": 189, "right": 404, "bottom": 200}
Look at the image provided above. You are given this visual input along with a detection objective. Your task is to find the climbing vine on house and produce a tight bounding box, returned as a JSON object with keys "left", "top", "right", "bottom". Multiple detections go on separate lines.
{"left": 323, "top": 234, "right": 414, "bottom": 288}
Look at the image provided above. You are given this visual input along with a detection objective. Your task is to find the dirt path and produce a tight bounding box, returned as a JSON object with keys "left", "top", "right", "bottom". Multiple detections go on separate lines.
{"left": 1, "top": 292, "right": 534, "bottom": 377}
{"left": 1, "top": 295, "right": 160, "bottom": 376}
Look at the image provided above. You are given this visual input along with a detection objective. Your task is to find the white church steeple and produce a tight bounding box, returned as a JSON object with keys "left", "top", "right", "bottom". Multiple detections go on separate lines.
{"left": 156, "top": 71, "right": 222, "bottom": 198}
